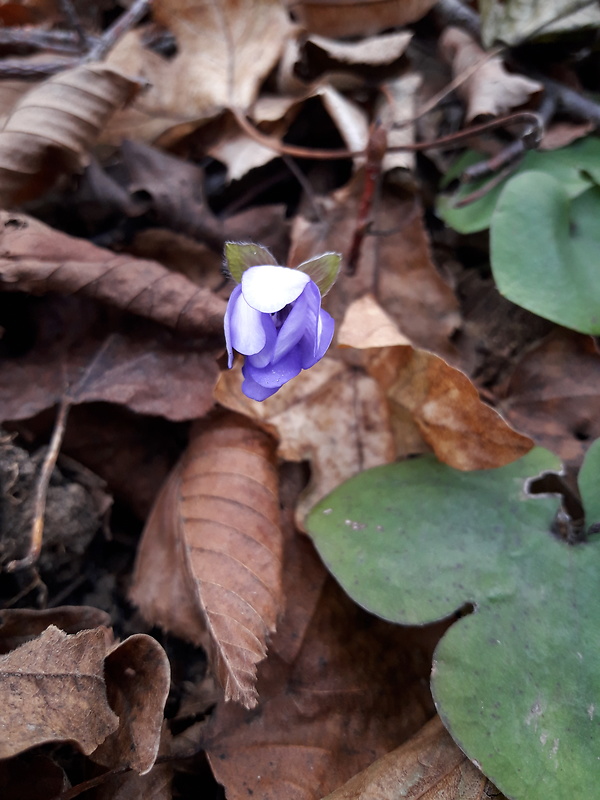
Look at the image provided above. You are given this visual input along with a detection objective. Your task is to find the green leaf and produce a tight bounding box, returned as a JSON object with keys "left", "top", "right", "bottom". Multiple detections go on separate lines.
{"left": 295, "top": 252, "right": 342, "bottom": 296}
{"left": 224, "top": 242, "right": 277, "bottom": 283}
{"left": 306, "top": 448, "right": 600, "bottom": 800}
{"left": 491, "top": 172, "right": 600, "bottom": 334}
{"left": 437, "top": 137, "right": 600, "bottom": 234}
{"left": 578, "top": 439, "right": 600, "bottom": 529}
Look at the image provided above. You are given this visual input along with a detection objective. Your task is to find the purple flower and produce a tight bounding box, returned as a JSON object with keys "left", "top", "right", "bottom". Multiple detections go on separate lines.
{"left": 224, "top": 264, "right": 335, "bottom": 401}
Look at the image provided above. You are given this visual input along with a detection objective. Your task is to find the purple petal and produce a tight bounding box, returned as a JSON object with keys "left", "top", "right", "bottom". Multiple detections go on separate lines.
{"left": 271, "top": 287, "right": 314, "bottom": 363}
{"left": 241, "top": 371, "right": 280, "bottom": 401}
{"left": 242, "top": 265, "right": 310, "bottom": 313}
{"left": 229, "top": 290, "right": 270, "bottom": 357}
{"left": 224, "top": 284, "right": 242, "bottom": 368}
{"left": 301, "top": 308, "right": 334, "bottom": 368}
{"left": 245, "top": 348, "right": 302, "bottom": 388}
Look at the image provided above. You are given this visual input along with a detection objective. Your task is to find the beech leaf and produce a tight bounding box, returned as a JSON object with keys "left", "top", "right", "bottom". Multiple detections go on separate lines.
{"left": 130, "top": 413, "right": 284, "bottom": 708}
{"left": 0, "top": 64, "right": 139, "bottom": 205}
{"left": 0, "top": 211, "right": 226, "bottom": 336}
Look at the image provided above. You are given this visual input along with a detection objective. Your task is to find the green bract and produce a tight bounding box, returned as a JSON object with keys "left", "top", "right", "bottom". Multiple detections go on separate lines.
{"left": 306, "top": 446, "right": 600, "bottom": 800}
{"left": 224, "top": 242, "right": 341, "bottom": 297}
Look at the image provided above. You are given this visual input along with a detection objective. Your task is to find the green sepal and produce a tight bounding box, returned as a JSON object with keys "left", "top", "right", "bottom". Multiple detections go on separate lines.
{"left": 224, "top": 242, "right": 277, "bottom": 283}
{"left": 295, "top": 252, "right": 342, "bottom": 296}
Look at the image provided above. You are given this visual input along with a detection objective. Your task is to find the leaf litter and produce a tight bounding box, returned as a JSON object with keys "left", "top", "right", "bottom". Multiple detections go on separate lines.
{"left": 0, "top": 0, "right": 598, "bottom": 798}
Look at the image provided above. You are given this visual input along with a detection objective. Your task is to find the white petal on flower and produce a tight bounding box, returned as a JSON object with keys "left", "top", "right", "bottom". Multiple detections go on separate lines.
{"left": 230, "top": 291, "right": 267, "bottom": 355}
{"left": 242, "top": 265, "right": 310, "bottom": 313}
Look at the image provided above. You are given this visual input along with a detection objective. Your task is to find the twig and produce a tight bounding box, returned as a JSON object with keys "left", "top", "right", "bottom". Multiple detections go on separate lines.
{"left": 6, "top": 398, "right": 72, "bottom": 572}
{"left": 462, "top": 86, "right": 557, "bottom": 182}
{"left": 58, "top": 0, "right": 89, "bottom": 50}
{"left": 233, "top": 107, "right": 544, "bottom": 161}
{"left": 0, "top": 0, "right": 150, "bottom": 78}
{"left": 84, "top": 0, "right": 151, "bottom": 62}
{"left": 0, "top": 29, "right": 94, "bottom": 54}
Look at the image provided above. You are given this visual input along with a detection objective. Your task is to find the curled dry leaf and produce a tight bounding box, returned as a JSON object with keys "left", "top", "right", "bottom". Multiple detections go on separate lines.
{"left": 91, "top": 634, "right": 171, "bottom": 775}
{"left": 0, "top": 64, "right": 139, "bottom": 205}
{"left": 0, "top": 211, "right": 226, "bottom": 336}
{"left": 439, "top": 28, "right": 542, "bottom": 121}
{"left": 341, "top": 295, "right": 534, "bottom": 470}
{"left": 130, "top": 413, "right": 284, "bottom": 709}
{"left": 322, "top": 715, "right": 505, "bottom": 800}
{"left": 0, "top": 625, "right": 118, "bottom": 759}
{"left": 289, "top": 0, "right": 437, "bottom": 38}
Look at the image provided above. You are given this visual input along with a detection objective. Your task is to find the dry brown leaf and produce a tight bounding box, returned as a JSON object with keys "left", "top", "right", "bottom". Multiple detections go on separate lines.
{"left": 322, "top": 715, "right": 505, "bottom": 800}
{"left": 289, "top": 0, "right": 437, "bottom": 38}
{"left": 0, "top": 64, "right": 139, "bottom": 205}
{"left": 288, "top": 174, "right": 460, "bottom": 359}
{"left": 341, "top": 295, "right": 532, "bottom": 468}
{"left": 0, "top": 625, "right": 118, "bottom": 759}
{"left": 0, "top": 605, "right": 111, "bottom": 655}
{"left": 0, "top": 211, "right": 226, "bottom": 336}
{"left": 215, "top": 356, "right": 395, "bottom": 523}
{"left": 105, "top": 0, "right": 292, "bottom": 142}
{"left": 130, "top": 412, "right": 284, "bottom": 708}
{"left": 91, "top": 634, "right": 171, "bottom": 775}
{"left": 499, "top": 329, "right": 600, "bottom": 468}
{"left": 204, "top": 544, "right": 444, "bottom": 800}
{"left": 0, "top": 293, "right": 219, "bottom": 423}
{"left": 439, "top": 27, "right": 542, "bottom": 121}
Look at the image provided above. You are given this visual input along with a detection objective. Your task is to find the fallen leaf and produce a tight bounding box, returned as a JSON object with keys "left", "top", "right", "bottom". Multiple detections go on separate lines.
{"left": 91, "top": 634, "right": 171, "bottom": 775}
{"left": 0, "top": 296, "right": 219, "bottom": 423}
{"left": 105, "top": 0, "right": 292, "bottom": 141}
{"left": 289, "top": 0, "right": 437, "bottom": 38}
{"left": 368, "top": 346, "right": 534, "bottom": 471}
{"left": 0, "top": 211, "right": 226, "bottom": 337}
{"left": 499, "top": 329, "right": 600, "bottom": 467}
{"left": 130, "top": 412, "right": 284, "bottom": 708}
{"left": 204, "top": 568, "right": 444, "bottom": 800}
{"left": 288, "top": 174, "right": 460, "bottom": 358}
{"left": 439, "top": 27, "right": 542, "bottom": 121}
{"left": 322, "top": 716, "right": 505, "bottom": 800}
{"left": 0, "top": 605, "right": 111, "bottom": 654}
{"left": 0, "top": 64, "right": 139, "bottom": 205}
{"left": 215, "top": 356, "right": 395, "bottom": 523}
{"left": 0, "top": 625, "right": 118, "bottom": 758}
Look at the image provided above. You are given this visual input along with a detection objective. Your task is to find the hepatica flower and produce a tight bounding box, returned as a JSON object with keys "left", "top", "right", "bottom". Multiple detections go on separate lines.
{"left": 224, "top": 244, "right": 340, "bottom": 401}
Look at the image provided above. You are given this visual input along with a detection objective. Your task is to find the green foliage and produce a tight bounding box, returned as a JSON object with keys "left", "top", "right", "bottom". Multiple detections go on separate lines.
{"left": 491, "top": 174, "right": 600, "bottom": 333}
{"left": 437, "top": 137, "right": 600, "bottom": 334}
{"left": 437, "top": 137, "right": 600, "bottom": 234}
{"left": 306, "top": 448, "right": 600, "bottom": 800}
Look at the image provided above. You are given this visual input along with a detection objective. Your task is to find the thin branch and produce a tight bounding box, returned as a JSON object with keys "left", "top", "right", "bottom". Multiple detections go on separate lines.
{"left": 84, "top": 0, "right": 151, "bottom": 62}
{"left": 6, "top": 398, "right": 72, "bottom": 573}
